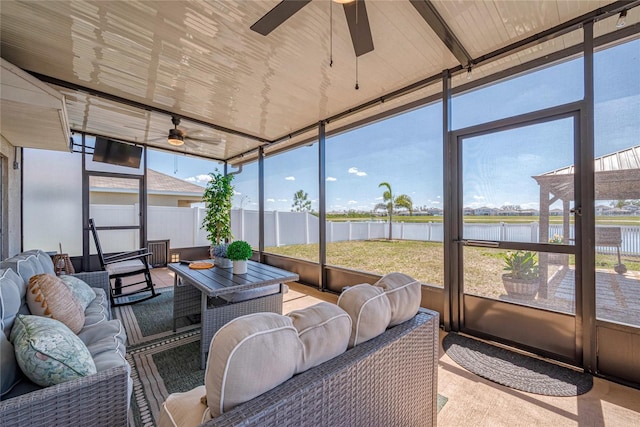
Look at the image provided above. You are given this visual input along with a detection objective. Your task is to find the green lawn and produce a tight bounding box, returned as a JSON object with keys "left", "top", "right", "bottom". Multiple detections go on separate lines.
{"left": 325, "top": 214, "right": 639, "bottom": 225}
{"left": 266, "top": 240, "right": 640, "bottom": 298}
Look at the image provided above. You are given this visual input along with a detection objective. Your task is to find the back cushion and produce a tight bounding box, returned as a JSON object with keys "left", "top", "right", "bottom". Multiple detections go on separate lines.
{"left": 337, "top": 284, "right": 391, "bottom": 348}
{"left": 205, "top": 312, "right": 302, "bottom": 417}
{"left": 288, "top": 302, "right": 351, "bottom": 373}
{"left": 0, "top": 268, "right": 26, "bottom": 336}
{"left": 0, "top": 254, "right": 43, "bottom": 285}
{"left": 23, "top": 250, "right": 56, "bottom": 275}
{"left": 374, "top": 272, "right": 421, "bottom": 326}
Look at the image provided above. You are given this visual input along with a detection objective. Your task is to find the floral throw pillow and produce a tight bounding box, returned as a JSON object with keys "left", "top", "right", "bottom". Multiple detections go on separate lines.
{"left": 59, "top": 275, "right": 97, "bottom": 311}
{"left": 10, "top": 314, "right": 96, "bottom": 387}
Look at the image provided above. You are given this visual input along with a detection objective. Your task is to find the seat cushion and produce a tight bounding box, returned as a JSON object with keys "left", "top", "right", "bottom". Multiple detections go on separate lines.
{"left": 27, "top": 274, "right": 85, "bottom": 334}
{"left": 105, "top": 259, "right": 146, "bottom": 276}
{"left": 374, "top": 272, "right": 421, "bottom": 326}
{"left": 159, "top": 385, "right": 212, "bottom": 427}
{"left": 205, "top": 312, "right": 302, "bottom": 417}
{"left": 287, "top": 302, "right": 351, "bottom": 373}
{"left": 337, "top": 284, "right": 391, "bottom": 348}
{"left": 10, "top": 314, "right": 96, "bottom": 387}
{"left": 83, "top": 288, "right": 110, "bottom": 327}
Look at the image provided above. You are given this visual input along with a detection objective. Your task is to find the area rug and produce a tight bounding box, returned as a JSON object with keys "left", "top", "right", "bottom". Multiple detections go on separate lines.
{"left": 112, "top": 288, "right": 198, "bottom": 346}
{"left": 443, "top": 333, "right": 593, "bottom": 396}
{"left": 115, "top": 291, "right": 447, "bottom": 426}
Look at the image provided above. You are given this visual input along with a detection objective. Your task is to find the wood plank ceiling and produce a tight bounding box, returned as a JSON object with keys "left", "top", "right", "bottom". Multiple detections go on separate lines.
{"left": 0, "top": 1, "right": 636, "bottom": 163}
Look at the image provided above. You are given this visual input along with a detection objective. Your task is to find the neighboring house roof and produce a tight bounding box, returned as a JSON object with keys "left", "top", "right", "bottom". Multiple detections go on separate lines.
{"left": 90, "top": 169, "right": 204, "bottom": 196}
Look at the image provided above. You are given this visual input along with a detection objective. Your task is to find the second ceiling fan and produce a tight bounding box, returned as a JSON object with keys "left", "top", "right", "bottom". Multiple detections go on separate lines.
{"left": 250, "top": 0, "right": 374, "bottom": 57}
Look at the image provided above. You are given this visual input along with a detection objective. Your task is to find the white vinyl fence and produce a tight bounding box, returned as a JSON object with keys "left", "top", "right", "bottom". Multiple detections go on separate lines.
{"left": 90, "top": 206, "right": 640, "bottom": 256}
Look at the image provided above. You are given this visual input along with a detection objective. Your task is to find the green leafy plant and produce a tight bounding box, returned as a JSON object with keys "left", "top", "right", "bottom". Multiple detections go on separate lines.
{"left": 226, "top": 240, "right": 253, "bottom": 261}
{"left": 549, "top": 234, "right": 563, "bottom": 244}
{"left": 201, "top": 170, "right": 235, "bottom": 246}
{"left": 502, "top": 251, "right": 539, "bottom": 280}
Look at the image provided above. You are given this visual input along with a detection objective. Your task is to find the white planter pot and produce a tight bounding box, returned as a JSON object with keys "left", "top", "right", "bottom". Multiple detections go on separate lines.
{"left": 214, "top": 257, "right": 233, "bottom": 269}
{"left": 233, "top": 260, "right": 247, "bottom": 275}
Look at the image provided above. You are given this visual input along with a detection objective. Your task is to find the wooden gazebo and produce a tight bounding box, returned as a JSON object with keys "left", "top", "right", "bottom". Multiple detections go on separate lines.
{"left": 533, "top": 145, "right": 640, "bottom": 297}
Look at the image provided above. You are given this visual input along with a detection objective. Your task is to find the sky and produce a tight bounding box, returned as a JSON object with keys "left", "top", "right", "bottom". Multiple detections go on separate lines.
{"left": 147, "top": 39, "right": 639, "bottom": 214}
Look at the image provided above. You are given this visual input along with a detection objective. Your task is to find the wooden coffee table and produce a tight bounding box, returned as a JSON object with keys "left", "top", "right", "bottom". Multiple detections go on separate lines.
{"left": 169, "top": 260, "right": 299, "bottom": 368}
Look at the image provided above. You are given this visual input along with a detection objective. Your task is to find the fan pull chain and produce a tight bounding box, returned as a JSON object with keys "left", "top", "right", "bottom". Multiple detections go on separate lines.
{"left": 355, "top": 0, "right": 360, "bottom": 89}
{"left": 330, "top": 3, "right": 334, "bottom": 66}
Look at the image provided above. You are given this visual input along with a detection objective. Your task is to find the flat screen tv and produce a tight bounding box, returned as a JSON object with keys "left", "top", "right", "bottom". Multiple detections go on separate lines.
{"left": 92, "top": 137, "right": 142, "bottom": 168}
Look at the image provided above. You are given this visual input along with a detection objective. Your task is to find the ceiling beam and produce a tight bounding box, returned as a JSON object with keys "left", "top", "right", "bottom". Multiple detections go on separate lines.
{"left": 409, "top": 0, "right": 473, "bottom": 67}
{"left": 27, "top": 72, "right": 269, "bottom": 144}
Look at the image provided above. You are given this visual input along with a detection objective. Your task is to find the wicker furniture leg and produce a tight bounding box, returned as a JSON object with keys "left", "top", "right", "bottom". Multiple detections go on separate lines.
{"left": 199, "top": 291, "right": 284, "bottom": 369}
{"left": 173, "top": 276, "right": 201, "bottom": 332}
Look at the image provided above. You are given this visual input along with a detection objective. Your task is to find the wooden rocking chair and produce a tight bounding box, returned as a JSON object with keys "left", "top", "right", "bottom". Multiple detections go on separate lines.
{"left": 89, "top": 218, "right": 160, "bottom": 306}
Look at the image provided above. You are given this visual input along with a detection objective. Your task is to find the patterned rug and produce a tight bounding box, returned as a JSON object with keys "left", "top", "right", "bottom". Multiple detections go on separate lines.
{"left": 114, "top": 289, "right": 447, "bottom": 426}
{"left": 113, "top": 289, "right": 203, "bottom": 427}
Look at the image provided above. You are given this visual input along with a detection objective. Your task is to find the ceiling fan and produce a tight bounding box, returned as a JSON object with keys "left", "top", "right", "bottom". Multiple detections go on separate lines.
{"left": 250, "top": 0, "right": 374, "bottom": 57}
{"left": 164, "top": 115, "right": 217, "bottom": 148}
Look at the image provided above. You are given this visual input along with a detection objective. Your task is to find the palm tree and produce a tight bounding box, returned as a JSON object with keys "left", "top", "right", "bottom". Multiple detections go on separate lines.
{"left": 375, "top": 182, "right": 413, "bottom": 240}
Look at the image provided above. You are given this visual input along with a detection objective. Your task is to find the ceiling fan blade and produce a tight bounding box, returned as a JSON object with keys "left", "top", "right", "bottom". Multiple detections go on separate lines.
{"left": 343, "top": 0, "right": 374, "bottom": 57}
{"left": 250, "top": 0, "right": 311, "bottom": 36}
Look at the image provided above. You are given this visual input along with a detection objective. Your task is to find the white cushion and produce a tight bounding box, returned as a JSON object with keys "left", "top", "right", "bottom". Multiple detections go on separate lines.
{"left": 205, "top": 312, "right": 302, "bottom": 417}
{"left": 337, "top": 284, "right": 391, "bottom": 347}
{"left": 287, "top": 302, "right": 351, "bottom": 373}
{"left": 374, "top": 272, "right": 421, "bottom": 326}
{"left": 159, "top": 385, "right": 212, "bottom": 427}
{"left": 105, "top": 259, "right": 146, "bottom": 276}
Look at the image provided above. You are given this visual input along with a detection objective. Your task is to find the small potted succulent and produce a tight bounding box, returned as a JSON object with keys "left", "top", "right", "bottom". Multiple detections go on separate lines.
{"left": 226, "top": 240, "right": 253, "bottom": 275}
{"left": 501, "top": 250, "right": 540, "bottom": 299}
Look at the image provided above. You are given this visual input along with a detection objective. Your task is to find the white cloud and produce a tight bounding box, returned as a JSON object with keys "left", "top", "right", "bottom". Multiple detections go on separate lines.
{"left": 348, "top": 200, "right": 358, "bottom": 204}
{"left": 348, "top": 167, "right": 367, "bottom": 176}
{"left": 234, "top": 190, "right": 241, "bottom": 195}
{"left": 186, "top": 174, "right": 211, "bottom": 185}
{"left": 375, "top": 196, "right": 383, "bottom": 200}
{"left": 266, "top": 198, "right": 275, "bottom": 203}
{"left": 285, "top": 176, "right": 295, "bottom": 181}
{"left": 473, "top": 195, "right": 485, "bottom": 200}
{"left": 326, "top": 176, "right": 337, "bottom": 181}
{"left": 278, "top": 198, "right": 288, "bottom": 202}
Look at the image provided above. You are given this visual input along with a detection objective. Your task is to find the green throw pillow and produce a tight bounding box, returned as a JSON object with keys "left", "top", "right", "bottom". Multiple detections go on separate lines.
{"left": 60, "top": 275, "right": 97, "bottom": 310}
{"left": 10, "top": 314, "right": 96, "bottom": 387}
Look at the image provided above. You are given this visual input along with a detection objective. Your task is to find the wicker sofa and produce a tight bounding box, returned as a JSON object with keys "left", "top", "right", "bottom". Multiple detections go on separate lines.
{"left": 202, "top": 307, "right": 439, "bottom": 427}
{"left": 0, "top": 250, "right": 131, "bottom": 427}
{"left": 159, "top": 302, "right": 439, "bottom": 427}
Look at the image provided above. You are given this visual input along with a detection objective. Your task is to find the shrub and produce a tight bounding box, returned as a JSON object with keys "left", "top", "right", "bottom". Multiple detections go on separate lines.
{"left": 226, "top": 240, "right": 253, "bottom": 261}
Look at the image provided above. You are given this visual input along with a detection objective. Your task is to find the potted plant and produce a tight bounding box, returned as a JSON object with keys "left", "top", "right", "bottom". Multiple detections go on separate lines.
{"left": 202, "top": 170, "right": 234, "bottom": 268}
{"left": 502, "top": 250, "right": 540, "bottom": 299}
{"left": 226, "top": 240, "right": 253, "bottom": 275}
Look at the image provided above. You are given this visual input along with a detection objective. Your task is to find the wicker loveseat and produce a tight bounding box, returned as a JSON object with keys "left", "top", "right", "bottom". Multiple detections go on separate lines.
{"left": 160, "top": 274, "right": 439, "bottom": 427}
{"left": 0, "top": 250, "right": 131, "bottom": 427}
{"left": 203, "top": 307, "right": 439, "bottom": 427}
